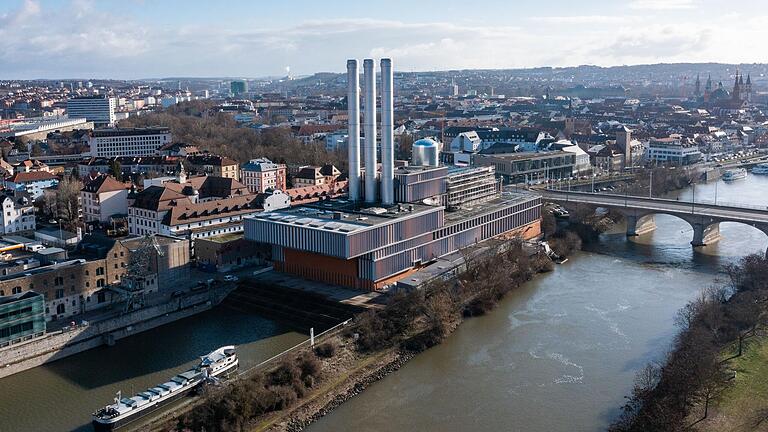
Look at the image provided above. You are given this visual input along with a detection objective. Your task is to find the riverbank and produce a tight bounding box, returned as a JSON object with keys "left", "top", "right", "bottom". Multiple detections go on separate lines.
{"left": 609, "top": 253, "right": 768, "bottom": 432}
{"left": 694, "top": 335, "right": 768, "bottom": 432}
{"left": 155, "top": 239, "right": 553, "bottom": 432}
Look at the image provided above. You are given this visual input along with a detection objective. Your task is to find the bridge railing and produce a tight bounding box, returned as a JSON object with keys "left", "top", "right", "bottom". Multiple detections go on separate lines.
{"left": 542, "top": 189, "right": 768, "bottom": 212}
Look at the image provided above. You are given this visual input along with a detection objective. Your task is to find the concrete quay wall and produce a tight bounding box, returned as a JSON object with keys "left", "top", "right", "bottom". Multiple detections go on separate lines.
{"left": 0, "top": 289, "right": 224, "bottom": 379}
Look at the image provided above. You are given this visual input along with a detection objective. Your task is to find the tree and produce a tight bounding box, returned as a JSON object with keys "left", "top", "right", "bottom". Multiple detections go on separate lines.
{"left": 396, "top": 133, "right": 414, "bottom": 160}
{"left": 55, "top": 176, "right": 83, "bottom": 232}
{"left": 109, "top": 159, "right": 123, "bottom": 180}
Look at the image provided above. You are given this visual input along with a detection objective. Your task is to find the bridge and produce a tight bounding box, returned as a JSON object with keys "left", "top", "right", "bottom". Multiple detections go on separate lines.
{"left": 540, "top": 189, "right": 768, "bottom": 248}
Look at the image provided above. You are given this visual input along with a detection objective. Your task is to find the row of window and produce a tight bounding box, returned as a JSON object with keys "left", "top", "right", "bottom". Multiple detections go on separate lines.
{"left": 0, "top": 321, "right": 34, "bottom": 339}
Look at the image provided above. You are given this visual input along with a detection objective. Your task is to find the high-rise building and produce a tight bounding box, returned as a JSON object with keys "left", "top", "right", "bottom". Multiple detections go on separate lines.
{"left": 230, "top": 80, "right": 248, "bottom": 96}
{"left": 66, "top": 95, "right": 116, "bottom": 127}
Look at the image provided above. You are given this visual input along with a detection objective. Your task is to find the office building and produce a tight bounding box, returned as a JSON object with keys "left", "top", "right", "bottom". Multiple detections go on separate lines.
{"left": 646, "top": 137, "right": 702, "bottom": 165}
{"left": 88, "top": 127, "right": 172, "bottom": 158}
{"left": 0, "top": 291, "right": 45, "bottom": 346}
{"left": 66, "top": 95, "right": 116, "bottom": 127}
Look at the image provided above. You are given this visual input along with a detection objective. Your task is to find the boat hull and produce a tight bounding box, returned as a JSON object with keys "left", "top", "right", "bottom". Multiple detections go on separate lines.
{"left": 91, "top": 384, "right": 197, "bottom": 432}
{"left": 92, "top": 359, "right": 239, "bottom": 431}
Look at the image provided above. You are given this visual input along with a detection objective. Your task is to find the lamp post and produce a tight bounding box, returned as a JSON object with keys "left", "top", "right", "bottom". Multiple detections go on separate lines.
{"left": 691, "top": 183, "right": 696, "bottom": 214}
{"left": 649, "top": 170, "right": 653, "bottom": 198}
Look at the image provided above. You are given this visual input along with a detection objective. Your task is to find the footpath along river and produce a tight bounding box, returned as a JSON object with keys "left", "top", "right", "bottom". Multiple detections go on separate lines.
{"left": 307, "top": 174, "right": 768, "bottom": 432}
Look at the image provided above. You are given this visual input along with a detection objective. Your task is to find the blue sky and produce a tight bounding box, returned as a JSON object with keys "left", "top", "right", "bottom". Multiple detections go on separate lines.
{"left": 1, "top": 0, "right": 766, "bottom": 79}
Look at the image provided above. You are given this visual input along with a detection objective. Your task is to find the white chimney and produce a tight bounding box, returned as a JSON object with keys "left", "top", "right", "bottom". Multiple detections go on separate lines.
{"left": 380, "top": 58, "right": 394, "bottom": 206}
{"left": 363, "top": 58, "right": 377, "bottom": 203}
{"left": 346, "top": 59, "right": 361, "bottom": 201}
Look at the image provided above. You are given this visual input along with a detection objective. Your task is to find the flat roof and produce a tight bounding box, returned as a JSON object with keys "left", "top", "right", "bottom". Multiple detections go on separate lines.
{"left": 249, "top": 200, "right": 440, "bottom": 234}
{"left": 475, "top": 150, "right": 570, "bottom": 161}
{"left": 444, "top": 191, "right": 539, "bottom": 224}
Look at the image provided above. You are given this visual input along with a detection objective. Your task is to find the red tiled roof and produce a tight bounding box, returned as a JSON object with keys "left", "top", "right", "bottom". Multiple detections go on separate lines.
{"left": 6, "top": 171, "right": 57, "bottom": 183}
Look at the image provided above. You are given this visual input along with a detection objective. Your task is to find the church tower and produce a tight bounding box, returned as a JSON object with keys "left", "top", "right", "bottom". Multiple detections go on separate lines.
{"left": 746, "top": 74, "right": 753, "bottom": 103}
{"left": 732, "top": 72, "right": 742, "bottom": 102}
{"left": 704, "top": 74, "right": 713, "bottom": 102}
{"left": 694, "top": 74, "right": 701, "bottom": 97}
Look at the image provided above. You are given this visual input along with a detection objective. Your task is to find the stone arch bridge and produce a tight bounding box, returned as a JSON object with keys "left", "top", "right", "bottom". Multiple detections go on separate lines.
{"left": 540, "top": 190, "right": 768, "bottom": 251}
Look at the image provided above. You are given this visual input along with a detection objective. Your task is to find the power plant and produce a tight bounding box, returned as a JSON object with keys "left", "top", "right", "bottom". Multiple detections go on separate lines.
{"left": 244, "top": 57, "right": 543, "bottom": 291}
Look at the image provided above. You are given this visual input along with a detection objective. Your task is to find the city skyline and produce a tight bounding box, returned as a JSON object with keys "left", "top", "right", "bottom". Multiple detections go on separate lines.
{"left": 2, "top": 0, "right": 768, "bottom": 79}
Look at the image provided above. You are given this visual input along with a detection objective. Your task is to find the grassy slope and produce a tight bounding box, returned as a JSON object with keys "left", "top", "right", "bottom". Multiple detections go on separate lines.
{"left": 697, "top": 337, "right": 768, "bottom": 432}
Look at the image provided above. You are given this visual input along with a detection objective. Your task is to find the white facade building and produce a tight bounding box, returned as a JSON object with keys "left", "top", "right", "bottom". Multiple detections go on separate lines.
{"left": 88, "top": 127, "right": 172, "bottom": 158}
{"left": 0, "top": 193, "right": 35, "bottom": 234}
{"left": 66, "top": 96, "right": 116, "bottom": 126}
{"left": 80, "top": 175, "right": 128, "bottom": 223}
{"left": 645, "top": 137, "right": 702, "bottom": 165}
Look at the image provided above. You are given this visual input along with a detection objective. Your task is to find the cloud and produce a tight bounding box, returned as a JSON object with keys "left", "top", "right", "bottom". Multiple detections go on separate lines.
{"left": 0, "top": 1, "right": 766, "bottom": 79}
{"left": 629, "top": 0, "right": 696, "bottom": 10}
{"left": 598, "top": 26, "right": 711, "bottom": 60}
{"left": 528, "top": 15, "right": 620, "bottom": 24}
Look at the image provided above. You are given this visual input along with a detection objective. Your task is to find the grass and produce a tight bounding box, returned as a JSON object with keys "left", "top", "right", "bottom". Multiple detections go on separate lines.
{"left": 697, "top": 336, "right": 768, "bottom": 431}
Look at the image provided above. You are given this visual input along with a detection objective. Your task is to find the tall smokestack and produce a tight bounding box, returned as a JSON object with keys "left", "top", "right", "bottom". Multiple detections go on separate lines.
{"left": 363, "top": 58, "right": 377, "bottom": 203}
{"left": 346, "top": 59, "right": 361, "bottom": 201}
{"left": 380, "top": 58, "right": 394, "bottom": 205}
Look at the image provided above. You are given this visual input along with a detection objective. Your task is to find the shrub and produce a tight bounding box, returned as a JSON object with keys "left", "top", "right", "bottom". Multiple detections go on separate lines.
{"left": 314, "top": 342, "right": 336, "bottom": 358}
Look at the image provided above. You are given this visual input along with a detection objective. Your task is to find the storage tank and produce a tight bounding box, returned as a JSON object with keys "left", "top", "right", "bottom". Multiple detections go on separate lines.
{"left": 411, "top": 138, "right": 440, "bottom": 166}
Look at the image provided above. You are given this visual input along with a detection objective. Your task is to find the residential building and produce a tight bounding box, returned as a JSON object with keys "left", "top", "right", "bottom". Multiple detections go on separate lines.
{"left": 80, "top": 175, "right": 128, "bottom": 223}
{"left": 294, "top": 166, "right": 325, "bottom": 187}
{"left": 187, "top": 154, "right": 240, "bottom": 180}
{"left": 127, "top": 174, "right": 257, "bottom": 245}
{"left": 3, "top": 171, "right": 59, "bottom": 199}
{"left": 88, "top": 127, "right": 172, "bottom": 158}
{"left": 0, "top": 235, "right": 190, "bottom": 322}
{"left": 240, "top": 158, "right": 287, "bottom": 194}
{"left": 66, "top": 95, "right": 116, "bottom": 127}
{"left": 0, "top": 192, "right": 35, "bottom": 234}
{"left": 293, "top": 164, "right": 340, "bottom": 188}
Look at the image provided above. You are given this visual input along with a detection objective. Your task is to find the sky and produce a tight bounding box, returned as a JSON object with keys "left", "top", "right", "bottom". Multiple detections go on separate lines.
{"left": 1, "top": 0, "right": 767, "bottom": 79}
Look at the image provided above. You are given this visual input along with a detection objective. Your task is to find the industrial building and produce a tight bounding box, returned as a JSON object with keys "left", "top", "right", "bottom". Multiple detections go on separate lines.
{"left": 244, "top": 58, "right": 542, "bottom": 291}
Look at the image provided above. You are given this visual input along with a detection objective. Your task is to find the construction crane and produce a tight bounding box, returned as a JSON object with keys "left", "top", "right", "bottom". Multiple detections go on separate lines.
{"left": 119, "top": 235, "right": 165, "bottom": 313}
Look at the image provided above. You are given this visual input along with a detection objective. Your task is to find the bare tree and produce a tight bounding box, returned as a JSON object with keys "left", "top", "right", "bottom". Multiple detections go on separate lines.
{"left": 55, "top": 176, "right": 83, "bottom": 232}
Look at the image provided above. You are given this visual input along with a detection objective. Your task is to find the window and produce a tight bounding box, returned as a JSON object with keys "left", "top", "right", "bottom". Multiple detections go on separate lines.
{"left": 56, "top": 304, "right": 65, "bottom": 314}
{"left": 54, "top": 276, "right": 64, "bottom": 286}
{"left": 96, "top": 267, "right": 104, "bottom": 276}
{"left": 97, "top": 291, "right": 106, "bottom": 303}
{"left": 96, "top": 279, "right": 105, "bottom": 288}
{"left": 55, "top": 288, "right": 64, "bottom": 299}
{"left": 12, "top": 286, "right": 21, "bottom": 295}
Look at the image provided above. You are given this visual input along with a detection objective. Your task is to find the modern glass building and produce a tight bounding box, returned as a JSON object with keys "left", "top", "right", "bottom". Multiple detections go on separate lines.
{"left": 0, "top": 291, "right": 46, "bottom": 346}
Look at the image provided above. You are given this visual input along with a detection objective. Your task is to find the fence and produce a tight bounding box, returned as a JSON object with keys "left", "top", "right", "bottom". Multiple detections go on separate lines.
{"left": 237, "top": 317, "right": 353, "bottom": 378}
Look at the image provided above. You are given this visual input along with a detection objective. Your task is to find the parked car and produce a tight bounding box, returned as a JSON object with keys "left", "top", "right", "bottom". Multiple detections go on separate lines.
{"left": 224, "top": 275, "right": 239, "bottom": 282}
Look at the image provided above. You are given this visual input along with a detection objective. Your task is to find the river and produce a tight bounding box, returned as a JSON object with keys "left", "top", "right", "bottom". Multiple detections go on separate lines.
{"left": 306, "top": 174, "right": 768, "bottom": 432}
{"left": 0, "top": 307, "right": 305, "bottom": 432}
